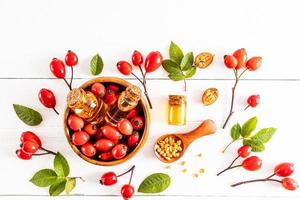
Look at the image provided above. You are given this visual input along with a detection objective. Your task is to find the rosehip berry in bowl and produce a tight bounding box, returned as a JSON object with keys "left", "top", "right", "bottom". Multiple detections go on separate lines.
{"left": 50, "top": 58, "right": 66, "bottom": 78}
{"left": 274, "top": 163, "right": 295, "bottom": 177}
{"left": 38, "top": 88, "right": 56, "bottom": 108}
{"left": 101, "top": 125, "right": 123, "bottom": 141}
{"left": 131, "top": 116, "right": 144, "bottom": 130}
{"left": 103, "top": 89, "right": 118, "bottom": 105}
{"left": 224, "top": 55, "right": 238, "bottom": 69}
{"left": 100, "top": 172, "right": 118, "bottom": 186}
{"left": 94, "top": 129, "right": 103, "bottom": 141}
{"left": 242, "top": 156, "right": 262, "bottom": 171}
{"left": 65, "top": 50, "right": 78, "bottom": 67}
{"left": 127, "top": 131, "right": 140, "bottom": 148}
{"left": 126, "top": 108, "right": 138, "bottom": 119}
{"left": 117, "top": 119, "right": 133, "bottom": 136}
{"left": 107, "top": 84, "right": 120, "bottom": 93}
{"left": 233, "top": 48, "right": 247, "bottom": 69}
{"left": 94, "top": 139, "right": 115, "bottom": 152}
{"left": 91, "top": 83, "right": 106, "bottom": 98}
{"left": 81, "top": 143, "right": 96, "bottom": 157}
{"left": 246, "top": 56, "right": 262, "bottom": 71}
{"left": 282, "top": 178, "right": 298, "bottom": 191}
{"left": 247, "top": 95, "right": 260, "bottom": 108}
{"left": 132, "top": 50, "right": 143, "bottom": 66}
{"left": 68, "top": 114, "right": 84, "bottom": 131}
{"left": 121, "top": 184, "right": 135, "bottom": 199}
{"left": 16, "top": 149, "right": 32, "bottom": 160}
{"left": 237, "top": 145, "right": 252, "bottom": 158}
{"left": 22, "top": 141, "right": 39, "bottom": 154}
{"left": 99, "top": 152, "right": 113, "bottom": 161}
{"left": 84, "top": 123, "right": 98, "bottom": 135}
{"left": 71, "top": 131, "right": 90, "bottom": 146}
{"left": 111, "top": 144, "right": 128, "bottom": 159}
{"left": 117, "top": 61, "right": 132, "bottom": 75}
{"left": 21, "top": 131, "right": 42, "bottom": 147}
{"left": 144, "top": 51, "right": 163, "bottom": 73}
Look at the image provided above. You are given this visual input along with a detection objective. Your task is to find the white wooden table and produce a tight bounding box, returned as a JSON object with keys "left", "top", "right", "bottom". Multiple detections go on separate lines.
{"left": 1, "top": 0, "right": 300, "bottom": 199}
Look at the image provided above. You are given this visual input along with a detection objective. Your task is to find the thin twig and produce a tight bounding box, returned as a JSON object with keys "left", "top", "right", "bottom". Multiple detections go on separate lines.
{"left": 53, "top": 107, "right": 59, "bottom": 115}
{"left": 183, "top": 79, "right": 187, "bottom": 91}
{"left": 231, "top": 178, "right": 282, "bottom": 187}
{"left": 63, "top": 78, "right": 72, "bottom": 90}
{"left": 70, "top": 67, "right": 74, "bottom": 89}
{"left": 217, "top": 164, "right": 242, "bottom": 176}
{"left": 117, "top": 165, "right": 135, "bottom": 178}
{"left": 131, "top": 72, "right": 153, "bottom": 109}
{"left": 40, "top": 147, "right": 57, "bottom": 155}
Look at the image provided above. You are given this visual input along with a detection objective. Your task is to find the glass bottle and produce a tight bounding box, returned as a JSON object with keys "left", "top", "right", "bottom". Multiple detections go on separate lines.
{"left": 168, "top": 95, "right": 186, "bottom": 125}
{"left": 105, "top": 84, "right": 141, "bottom": 126}
{"left": 67, "top": 88, "right": 108, "bottom": 124}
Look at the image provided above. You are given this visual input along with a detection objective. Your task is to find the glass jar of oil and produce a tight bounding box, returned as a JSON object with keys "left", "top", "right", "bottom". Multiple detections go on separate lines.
{"left": 168, "top": 95, "right": 186, "bottom": 125}
{"left": 67, "top": 88, "right": 108, "bottom": 124}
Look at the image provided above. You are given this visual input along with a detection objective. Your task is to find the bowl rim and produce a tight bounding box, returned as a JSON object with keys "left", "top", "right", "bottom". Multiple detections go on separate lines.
{"left": 63, "top": 76, "right": 150, "bottom": 166}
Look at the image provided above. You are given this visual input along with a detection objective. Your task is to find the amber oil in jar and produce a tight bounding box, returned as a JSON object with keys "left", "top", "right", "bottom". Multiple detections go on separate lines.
{"left": 168, "top": 95, "right": 186, "bottom": 125}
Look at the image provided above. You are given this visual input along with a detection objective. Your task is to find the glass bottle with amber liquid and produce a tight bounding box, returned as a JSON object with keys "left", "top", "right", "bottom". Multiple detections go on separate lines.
{"left": 105, "top": 84, "right": 141, "bottom": 126}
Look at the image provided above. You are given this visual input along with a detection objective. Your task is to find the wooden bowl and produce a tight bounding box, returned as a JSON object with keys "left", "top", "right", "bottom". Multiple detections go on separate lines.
{"left": 64, "top": 77, "right": 150, "bottom": 166}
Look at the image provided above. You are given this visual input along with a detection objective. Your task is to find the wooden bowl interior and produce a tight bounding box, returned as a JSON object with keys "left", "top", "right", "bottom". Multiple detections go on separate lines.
{"left": 64, "top": 77, "right": 150, "bottom": 166}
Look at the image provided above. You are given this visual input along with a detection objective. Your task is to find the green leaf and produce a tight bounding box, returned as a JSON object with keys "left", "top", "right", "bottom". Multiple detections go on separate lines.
{"left": 180, "top": 52, "right": 194, "bottom": 70}
{"left": 251, "top": 128, "right": 276, "bottom": 143}
{"left": 65, "top": 178, "right": 76, "bottom": 194}
{"left": 184, "top": 66, "right": 196, "bottom": 78}
{"left": 169, "top": 41, "right": 184, "bottom": 64}
{"left": 30, "top": 169, "right": 57, "bottom": 187}
{"left": 162, "top": 59, "right": 181, "bottom": 74}
{"left": 231, "top": 123, "right": 241, "bottom": 140}
{"left": 138, "top": 173, "right": 171, "bottom": 193}
{"left": 13, "top": 104, "right": 42, "bottom": 126}
{"left": 241, "top": 117, "right": 258, "bottom": 137}
{"left": 168, "top": 73, "right": 185, "bottom": 81}
{"left": 49, "top": 178, "right": 67, "bottom": 196}
{"left": 90, "top": 54, "right": 104, "bottom": 75}
{"left": 243, "top": 139, "right": 265, "bottom": 152}
{"left": 54, "top": 152, "right": 70, "bottom": 177}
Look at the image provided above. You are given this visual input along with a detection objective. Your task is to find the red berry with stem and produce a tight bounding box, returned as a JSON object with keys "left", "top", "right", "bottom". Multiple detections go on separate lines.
{"left": 237, "top": 145, "right": 252, "bottom": 158}
{"left": 38, "top": 88, "right": 59, "bottom": 114}
{"left": 233, "top": 48, "right": 247, "bottom": 69}
{"left": 91, "top": 83, "right": 106, "bottom": 98}
{"left": 111, "top": 144, "right": 128, "bottom": 159}
{"left": 242, "top": 156, "right": 262, "bottom": 171}
{"left": 274, "top": 163, "right": 295, "bottom": 177}
{"left": 246, "top": 95, "right": 260, "bottom": 109}
{"left": 16, "top": 149, "right": 32, "bottom": 160}
{"left": 68, "top": 114, "right": 84, "bottom": 131}
{"left": 50, "top": 58, "right": 66, "bottom": 78}
{"left": 224, "top": 55, "right": 238, "bottom": 69}
{"left": 144, "top": 51, "right": 163, "bottom": 73}
{"left": 65, "top": 50, "right": 78, "bottom": 67}
{"left": 117, "top": 61, "right": 132, "bottom": 75}
{"left": 21, "top": 131, "right": 42, "bottom": 148}
{"left": 100, "top": 172, "right": 118, "bottom": 186}
{"left": 81, "top": 143, "right": 96, "bottom": 157}
{"left": 127, "top": 131, "right": 140, "bottom": 147}
{"left": 132, "top": 50, "right": 143, "bottom": 66}
{"left": 282, "top": 178, "right": 298, "bottom": 191}
{"left": 84, "top": 123, "right": 98, "bottom": 135}
{"left": 121, "top": 184, "right": 135, "bottom": 199}
{"left": 22, "top": 141, "right": 40, "bottom": 154}
{"left": 71, "top": 131, "right": 90, "bottom": 146}
{"left": 246, "top": 56, "right": 262, "bottom": 71}
{"left": 131, "top": 116, "right": 144, "bottom": 130}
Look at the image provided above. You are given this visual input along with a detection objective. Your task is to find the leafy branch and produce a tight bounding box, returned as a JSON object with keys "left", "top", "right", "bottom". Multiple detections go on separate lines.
{"left": 222, "top": 117, "right": 276, "bottom": 153}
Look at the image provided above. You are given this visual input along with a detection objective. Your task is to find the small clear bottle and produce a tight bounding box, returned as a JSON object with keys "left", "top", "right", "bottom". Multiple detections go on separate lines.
{"left": 168, "top": 95, "right": 187, "bottom": 125}
{"left": 67, "top": 88, "right": 108, "bottom": 124}
{"left": 105, "top": 84, "right": 141, "bottom": 126}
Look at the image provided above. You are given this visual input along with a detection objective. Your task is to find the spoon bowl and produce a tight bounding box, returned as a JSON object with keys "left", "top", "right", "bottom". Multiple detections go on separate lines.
{"left": 154, "top": 119, "right": 217, "bottom": 163}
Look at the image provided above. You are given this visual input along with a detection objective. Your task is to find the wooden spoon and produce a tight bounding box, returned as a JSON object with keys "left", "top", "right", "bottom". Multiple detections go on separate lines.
{"left": 154, "top": 119, "right": 217, "bottom": 163}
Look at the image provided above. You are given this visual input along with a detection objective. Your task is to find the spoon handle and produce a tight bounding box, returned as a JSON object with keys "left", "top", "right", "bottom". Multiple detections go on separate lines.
{"left": 182, "top": 119, "right": 217, "bottom": 143}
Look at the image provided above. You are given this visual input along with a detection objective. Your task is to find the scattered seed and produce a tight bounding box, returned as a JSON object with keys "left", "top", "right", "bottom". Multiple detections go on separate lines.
{"left": 197, "top": 153, "right": 202, "bottom": 158}
{"left": 199, "top": 168, "right": 205, "bottom": 173}
{"left": 165, "top": 165, "right": 171, "bottom": 169}
{"left": 180, "top": 161, "right": 186, "bottom": 166}
{"left": 193, "top": 173, "right": 199, "bottom": 178}
{"left": 182, "top": 169, "right": 188, "bottom": 173}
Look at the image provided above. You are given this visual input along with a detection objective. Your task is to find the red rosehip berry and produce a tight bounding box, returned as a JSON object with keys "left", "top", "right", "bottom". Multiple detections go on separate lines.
{"left": 242, "top": 156, "right": 262, "bottom": 171}
{"left": 71, "top": 131, "right": 90, "bottom": 146}
{"left": 121, "top": 184, "right": 135, "bottom": 199}
{"left": 65, "top": 50, "right": 78, "bottom": 67}
{"left": 282, "top": 178, "right": 298, "bottom": 191}
{"left": 117, "top": 119, "right": 133, "bottom": 136}
{"left": 117, "top": 61, "right": 132, "bottom": 75}
{"left": 16, "top": 149, "right": 32, "bottom": 160}
{"left": 144, "top": 51, "right": 163, "bottom": 73}
{"left": 22, "top": 141, "right": 40, "bottom": 154}
{"left": 68, "top": 114, "right": 84, "bottom": 131}
{"left": 274, "top": 163, "right": 295, "bottom": 177}
{"left": 132, "top": 50, "right": 143, "bottom": 66}
{"left": 91, "top": 83, "right": 106, "bottom": 98}
{"left": 224, "top": 55, "right": 238, "bottom": 69}
{"left": 233, "top": 48, "right": 247, "bottom": 69}
{"left": 81, "top": 143, "right": 96, "bottom": 157}
{"left": 247, "top": 95, "right": 260, "bottom": 108}
{"left": 50, "top": 58, "right": 66, "bottom": 78}
{"left": 237, "top": 145, "right": 252, "bottom": 158}
{"left": 127, "top": 131, "right": 140, "bottom": 148}
{"left": 38, "top": 88, "right": 57, "bottom": 108}
{"left": 131, "top": 116, "right": 144, "bottom": 130}
{"left": 246, "top": 56, "right": 262, "bottom": 71}
{"left": 100, "top": 172, "right": 118, "bottom": 186}
{"left": 111, "top": 144, "right": 128, "bottom": 159}
{"left": 21, "top": 131, "right": 42, "bottom": 148}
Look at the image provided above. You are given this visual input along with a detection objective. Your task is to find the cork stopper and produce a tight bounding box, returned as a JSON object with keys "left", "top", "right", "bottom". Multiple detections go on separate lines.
{"left": 125, "top": 84, "right": 142, "bottom": 102}
{"left": 169, "top": 95, "right": 186, "bottom": 105}
{"left": 67, "top": 88, "right": 83, "bottom": 107}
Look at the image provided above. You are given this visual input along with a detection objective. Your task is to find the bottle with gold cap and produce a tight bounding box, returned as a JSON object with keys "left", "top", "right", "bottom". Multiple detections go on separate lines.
{"left": 67, "top": 88, "right": 108, "bottom": 124}
{"left": 168, "top": 95, "right": 187, "bottom": 125}
{"left": 105, "top": 84, "right": 141, "bottom": 125}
